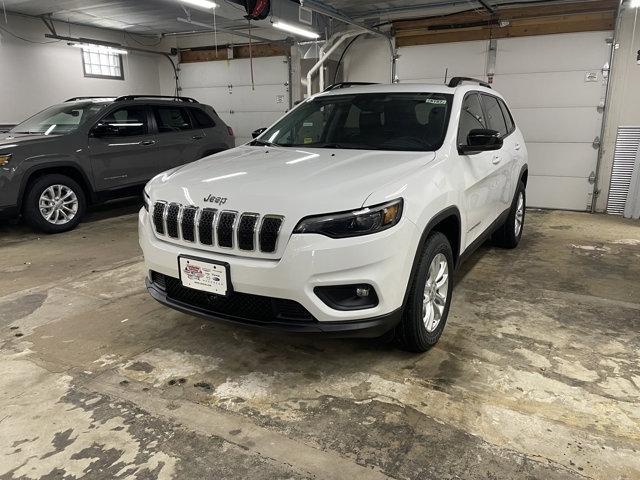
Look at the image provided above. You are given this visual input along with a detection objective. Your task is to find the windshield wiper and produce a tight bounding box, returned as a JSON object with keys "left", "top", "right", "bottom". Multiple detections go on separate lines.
{"left": 250, "top": 139, "right": 278, "bottom": 147}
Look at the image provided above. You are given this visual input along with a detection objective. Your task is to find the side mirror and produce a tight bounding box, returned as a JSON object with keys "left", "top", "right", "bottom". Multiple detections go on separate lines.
{"left": 91, "top": 123, "right": 117, "bottom": 138}
{"left": 459, "top": 129, "right": 503, "bottom": 154}
{"left": 252, "top": 127, "right": 267, "bottom": 139}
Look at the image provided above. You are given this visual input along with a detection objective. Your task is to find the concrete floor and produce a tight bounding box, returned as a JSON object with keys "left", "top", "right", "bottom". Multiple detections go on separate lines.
{"left": 1, "top": 203, "right": 639, "bottom": 480}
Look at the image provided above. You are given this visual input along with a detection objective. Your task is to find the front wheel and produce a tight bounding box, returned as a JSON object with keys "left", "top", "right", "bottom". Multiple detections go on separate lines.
{"left": 23, "top": 174, "right": 86, "bottom": 233}
{"left": 396, "top": 232, "right": 454, "bottom": 352}
{"left": 492, "top": 181, "right": 525, "bottom": 249}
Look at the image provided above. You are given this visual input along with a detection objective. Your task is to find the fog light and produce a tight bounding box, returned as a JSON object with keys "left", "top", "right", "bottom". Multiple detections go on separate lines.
{"left": 356, "top": 287, "right": 370, "bottom": 297}
{"left": 314, "top": 284, "right": 378, "bottom": 311}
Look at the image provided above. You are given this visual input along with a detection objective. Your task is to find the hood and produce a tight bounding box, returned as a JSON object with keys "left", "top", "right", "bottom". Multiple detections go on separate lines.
{"left": 148, "top": 145, "right": 435, "bottom": 217}
{"left": 0, "top": 132, "right": 55, "bottom": 149}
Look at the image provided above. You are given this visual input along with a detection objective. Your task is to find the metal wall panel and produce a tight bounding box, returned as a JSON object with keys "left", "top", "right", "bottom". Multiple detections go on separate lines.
{"left": 607, "top": 126, "right": 640, "bottom": 215}
{"left": 493, "top": 32, "right": 612, "bottom": 210}
{"left": 179, "top": 56, "right": 290, "bottom": 145}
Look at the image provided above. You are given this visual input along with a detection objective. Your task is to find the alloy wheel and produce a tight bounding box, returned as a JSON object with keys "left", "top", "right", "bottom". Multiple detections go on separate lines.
{"left": 39, "top": 184, "right": 79, "bottom": 225}
{"left": 422, "top": 253, "right": 449, "bottom": 333}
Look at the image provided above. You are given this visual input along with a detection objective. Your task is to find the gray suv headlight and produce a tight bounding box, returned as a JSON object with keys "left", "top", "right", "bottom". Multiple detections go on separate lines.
{"left": 293, "top": 199, "right": 403, "bottom": 239}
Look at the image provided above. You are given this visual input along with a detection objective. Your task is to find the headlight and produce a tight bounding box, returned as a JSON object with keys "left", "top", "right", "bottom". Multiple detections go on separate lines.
{"left": 0, "top": 154, "right": 11, "bottom": 167}
{"left": 293, "top": 199, "right": 403, "bottom": 239}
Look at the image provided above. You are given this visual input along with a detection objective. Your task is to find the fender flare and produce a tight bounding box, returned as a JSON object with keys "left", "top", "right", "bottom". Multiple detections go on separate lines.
{"left": 400, "top": 205, "right": 462, "bottom": 310}
{"left": 18, "top": 161, "right": 95, "bottom": 208}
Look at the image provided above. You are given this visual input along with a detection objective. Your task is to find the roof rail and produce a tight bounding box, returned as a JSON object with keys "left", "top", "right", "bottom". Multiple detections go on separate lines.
{"left": 65, "top": 96, "right": 117, "bottom": 102}
{"left": 114, "top": 95, "right": 199, "bottom": 103}
{"left": 448, "top": 77, "right": 492, "bottom": 89}
{"left": 323, "top": 82, "right": 378, "bottom": 92}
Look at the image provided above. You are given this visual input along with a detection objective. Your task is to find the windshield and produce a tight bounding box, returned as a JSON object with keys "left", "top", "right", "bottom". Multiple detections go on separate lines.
{"left": 11, "top": 103, "right": 105, "bottom": 135}
{"left": 255, "top": 92, "right": 453, "bottom": 151}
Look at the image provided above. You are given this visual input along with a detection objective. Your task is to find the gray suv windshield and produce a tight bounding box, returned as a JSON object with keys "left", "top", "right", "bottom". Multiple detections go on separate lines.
{"left": 12, "top": 103, "right": 105, "bottom": 135}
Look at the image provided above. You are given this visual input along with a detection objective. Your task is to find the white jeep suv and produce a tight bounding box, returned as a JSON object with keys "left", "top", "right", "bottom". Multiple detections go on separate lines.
{"left": 139, "top": 79, "right": 528, "bottom": 352}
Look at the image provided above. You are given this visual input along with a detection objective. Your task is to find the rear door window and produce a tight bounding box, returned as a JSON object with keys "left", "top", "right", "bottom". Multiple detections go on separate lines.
{"left": 481, "top": 94, "right": 508, "bottom": 137}
{"left": 154, "top": 106, "right": 193, "bottom": 133}
{"left": 498, "top": 99, "right": 515, "bottom": 133}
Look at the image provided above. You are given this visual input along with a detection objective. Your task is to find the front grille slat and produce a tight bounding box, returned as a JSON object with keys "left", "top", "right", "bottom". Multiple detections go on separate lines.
{"left": 259, "top": 216, "right": 283, "bottom": 253}
{"left": 198, "top": 208, "right": 217, "bottom": 246}
{"left": 237, "top": 214, "right": 259, "bottom": 251}
{"left": 152, "top": 202, "right": 166, "bottom": 235}
{"left": 151, "top": 204, "right": 283, "bottom": 254}
{"left": 166, "top": 204, "right": 180, "bottom": 238}
{"left": 181, "top": 206, "right": 197, "bottom": 242}
{"left": 217, "top": 211, "right": 237, "bottom": 248}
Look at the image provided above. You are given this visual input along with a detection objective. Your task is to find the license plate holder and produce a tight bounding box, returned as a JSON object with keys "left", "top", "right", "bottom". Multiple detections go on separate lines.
{"left": 178, "top": 255, "right": 231, "bottom": 296}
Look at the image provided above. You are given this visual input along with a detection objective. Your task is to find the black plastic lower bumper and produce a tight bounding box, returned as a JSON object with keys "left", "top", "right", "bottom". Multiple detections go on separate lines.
{"left": 146, "top": 276, "right": 402, "bottom": 338}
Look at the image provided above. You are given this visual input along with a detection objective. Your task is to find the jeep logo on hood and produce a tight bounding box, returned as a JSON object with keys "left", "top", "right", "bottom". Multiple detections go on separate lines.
{"left": 204, "top": 194, "right": 227, "bottom": 205}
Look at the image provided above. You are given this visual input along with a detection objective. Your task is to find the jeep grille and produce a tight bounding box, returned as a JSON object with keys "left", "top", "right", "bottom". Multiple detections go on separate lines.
{"left": 152, "top": 202, "right": 283, "bottom": 253}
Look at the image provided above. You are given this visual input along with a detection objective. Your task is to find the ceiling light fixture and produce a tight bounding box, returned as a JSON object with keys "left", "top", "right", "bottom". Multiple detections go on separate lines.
{"left": 272, "top": 20, "right": 319, "bottom": 39}
{"left": 181, "top": 0, "right": 218, "bottom": 10}
{"left": 631, "top": 0, "right": 640, "bottom": 7}
{"left": 70, "top": 43, "right": 128, "bottom": 55}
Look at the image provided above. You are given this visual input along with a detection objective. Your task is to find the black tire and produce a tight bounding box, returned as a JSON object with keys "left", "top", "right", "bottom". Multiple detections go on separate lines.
{"left": 492, "top": 181, "right": 526, "bottom": 249}
{"left": 23, "top": 174, "right": 86, "bottom": 233}
{"left": 396, "top": 232, "right": 454, "bottom": 352}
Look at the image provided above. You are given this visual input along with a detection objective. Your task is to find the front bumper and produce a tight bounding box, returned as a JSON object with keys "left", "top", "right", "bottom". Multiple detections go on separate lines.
{"left": 146, "top": 276, "right": 402, "bottom": 337}
{"left": 139, "top": 207, "right": 418, "bottom": 330}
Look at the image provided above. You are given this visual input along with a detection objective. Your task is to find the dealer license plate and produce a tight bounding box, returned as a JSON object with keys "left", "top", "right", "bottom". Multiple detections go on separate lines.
{"left": 178, "top": 256, "right": 228, "bottom": 296}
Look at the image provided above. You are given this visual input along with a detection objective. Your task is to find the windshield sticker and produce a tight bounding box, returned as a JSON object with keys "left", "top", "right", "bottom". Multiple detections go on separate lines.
{"left": 304, "top": 137, "right": 313, "bottom": 144}
{"left": 303, "top": 122, "right": 314, "bottom": 127}
{"left": 425, "top": 99, "right": 447, "bottom": 105}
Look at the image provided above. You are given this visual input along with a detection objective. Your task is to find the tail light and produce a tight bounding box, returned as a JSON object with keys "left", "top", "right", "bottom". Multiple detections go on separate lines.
{"left": 227, "top": 126, "right": 234, "bottom": 137}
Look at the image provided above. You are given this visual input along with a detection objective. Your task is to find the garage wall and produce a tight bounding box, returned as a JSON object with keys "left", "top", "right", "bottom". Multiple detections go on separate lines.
{"left": 343, "top": 32, "right": 611, "bottom": 211}
{"left": 179, "top": 56, "right": 291, "bottom": 145}
{"left": 0, "top": 14, "right": 164, "bottom": 125}
{"left": 597, "top": 5, "right": 640, "bottom": 214}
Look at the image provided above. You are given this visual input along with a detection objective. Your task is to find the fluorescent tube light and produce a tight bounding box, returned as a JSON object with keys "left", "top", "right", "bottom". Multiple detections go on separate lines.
{"left": 181, "top": 0, "right": 218, "bottom": 9}
{"left": 272, "top": 21, "right": 319, "bottom": 39}
{"left": 631, "top": 0, "right": 640, "bottom": 7}
{"left": 71, "top": 43, "right": 128, "bottom": 55}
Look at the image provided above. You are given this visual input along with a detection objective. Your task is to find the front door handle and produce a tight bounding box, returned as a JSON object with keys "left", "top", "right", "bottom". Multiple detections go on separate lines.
{"left": 514, "top": 143, "right": 521, "bottom": 151}
{"left": 192, "top": 135, "right": 204, "bottom": 140}
{"left": 139, "top": 140, "right": 156, "bottom": 146}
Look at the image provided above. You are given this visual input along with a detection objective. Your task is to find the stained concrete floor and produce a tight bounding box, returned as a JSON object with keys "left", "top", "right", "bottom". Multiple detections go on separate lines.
{"left": 0, "top": 203, "right": 639, "bottom": 480}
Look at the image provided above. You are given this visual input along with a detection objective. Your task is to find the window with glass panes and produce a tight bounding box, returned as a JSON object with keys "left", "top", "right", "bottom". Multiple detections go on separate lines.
{"left": 81, "top": 46, "right": 124, "bottom": 80}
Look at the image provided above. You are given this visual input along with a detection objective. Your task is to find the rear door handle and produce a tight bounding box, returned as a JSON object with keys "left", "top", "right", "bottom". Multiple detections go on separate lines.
{"left": 139, "top": 140, "right": 156, "bottom": 146}
{"left": 492, "top": 155, "right": 501, "bottom": 164}
{"left": 514, "top": 143, "right": 521, "bottom": 151}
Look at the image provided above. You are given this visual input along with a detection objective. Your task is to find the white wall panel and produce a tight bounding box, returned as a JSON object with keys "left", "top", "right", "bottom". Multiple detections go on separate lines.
{"left": 180, "top": 56, "right": 290, "bottom": 145}
{"left": 527, "top": 176, "right": 593, "bottom": 211}
{"left": 513, "top": 107, "right": 603, "bottom": 143}
{"left": 527, "top": 143, "right": 598, "bottom": 178}
{"left": 397, "top": 41, "right": 487, "bottom": 82}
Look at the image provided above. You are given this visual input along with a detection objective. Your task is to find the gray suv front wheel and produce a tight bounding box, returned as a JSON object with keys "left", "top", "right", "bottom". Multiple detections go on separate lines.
{"left": 23, "top": 174, "right": 86, "bottom": 233}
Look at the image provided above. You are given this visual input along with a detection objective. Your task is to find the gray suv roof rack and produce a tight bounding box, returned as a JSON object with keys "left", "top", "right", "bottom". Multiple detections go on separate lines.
{"left": 323, "top": 82, "right": 378, "bottom": 92}
{"left": 114, "top": 95, "right": 199, "bottom": 103}
{"left": 65, "top": 96, "right": 117, "bottom": 102}
{"left": 448, "top": 77, "right": 492, "bottom": 89}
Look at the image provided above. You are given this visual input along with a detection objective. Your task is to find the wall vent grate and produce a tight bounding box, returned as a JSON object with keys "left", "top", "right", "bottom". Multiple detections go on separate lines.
{"left": 606, "top": 126, "right": 640, "bottom": 215}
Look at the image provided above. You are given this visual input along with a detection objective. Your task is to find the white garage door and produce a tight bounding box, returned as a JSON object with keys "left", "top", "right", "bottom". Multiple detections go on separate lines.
{"left": 394, "top": 32, "right": 612, "bottom": 210}
{"left": 180, "top": 56, "right": 290, "bottom": 145}
{"left": 493, "top": 32, "right": 612, "bottom": 211}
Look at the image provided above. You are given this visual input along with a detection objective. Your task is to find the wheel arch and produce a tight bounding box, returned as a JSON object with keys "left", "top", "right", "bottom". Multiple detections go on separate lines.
{"left": 400, "top": 206, "right": 462, "bottom": 309}
{"left": 19, "top": 163, "right": 95, "bottom": 212}
{"left": 519, "top": 164, "right": 528, "bottom": 188}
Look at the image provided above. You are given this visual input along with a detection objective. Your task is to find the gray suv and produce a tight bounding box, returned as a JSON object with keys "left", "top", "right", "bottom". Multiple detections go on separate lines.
{"left": 0, "top": 95, "right": 235, "bottom": 233}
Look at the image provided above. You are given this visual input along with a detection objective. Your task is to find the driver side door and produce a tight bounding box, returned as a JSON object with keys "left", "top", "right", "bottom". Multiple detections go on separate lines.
{"left": 87, "top": 105, "right": 159, "bottom": 191}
